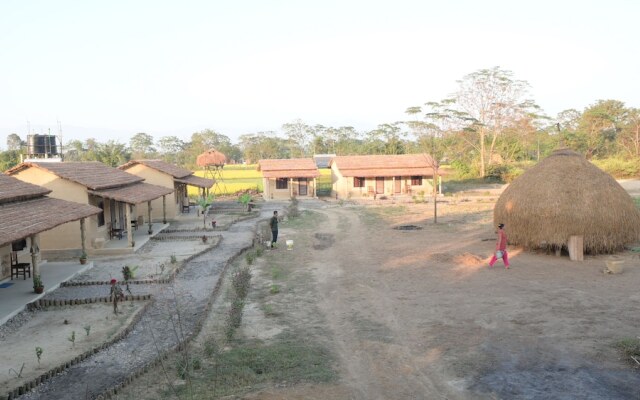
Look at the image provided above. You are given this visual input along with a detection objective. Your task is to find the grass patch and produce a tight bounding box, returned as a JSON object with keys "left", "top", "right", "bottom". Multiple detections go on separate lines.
{"left": 614, "top": 337, "right": 640, "bottom": 364}
{"left": 281, "top": 209, "right": 326, "bottom": 230}
{"left": 178, "top": 338, "right": 336, "bottom": 398}
{"left": 634, "top": 197, "right": 640, "bottom": 209}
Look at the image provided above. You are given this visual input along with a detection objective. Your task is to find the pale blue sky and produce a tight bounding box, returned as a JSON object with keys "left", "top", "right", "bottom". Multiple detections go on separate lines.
{"left": 1, "top": 0, "right": 638, "bottom": 146}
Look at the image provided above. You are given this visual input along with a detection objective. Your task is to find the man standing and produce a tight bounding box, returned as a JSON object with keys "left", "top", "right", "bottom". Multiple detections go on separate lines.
{"left": 270, "top": 210, "right": 279, "bottom": 248}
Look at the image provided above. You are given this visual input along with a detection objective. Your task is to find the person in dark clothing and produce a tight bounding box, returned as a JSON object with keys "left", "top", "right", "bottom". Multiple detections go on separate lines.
{"left": 269, "top": 210, "right": 279, "bottom": 248}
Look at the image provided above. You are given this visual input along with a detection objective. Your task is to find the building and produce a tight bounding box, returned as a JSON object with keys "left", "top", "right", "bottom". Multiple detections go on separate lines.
{"left": 119, "top": 159, "right": 214, "bottom": 219}
{"left": 330, "top": 154, "right": 439, "bottom": 199}
{"left": 0, "top": 174, "right": 100, "bottom": 281}
{"left": 257, "top": 158, "right": 320, "bottom": 200}
{"left": 6, "top": 162, "right": 174, "bottom": 253}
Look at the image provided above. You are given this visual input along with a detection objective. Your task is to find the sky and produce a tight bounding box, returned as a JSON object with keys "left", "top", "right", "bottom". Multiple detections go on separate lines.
{"left": 1, "top": 0, "right": 639, "bottom": 147}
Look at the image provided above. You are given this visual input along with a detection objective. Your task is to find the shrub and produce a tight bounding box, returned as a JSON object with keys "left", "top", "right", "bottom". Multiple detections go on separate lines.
{"left": 592, "top": 158, "right": 640, "bottom": 179}
{"left": 232, "top": 266, "right": 252, "bottom": 299}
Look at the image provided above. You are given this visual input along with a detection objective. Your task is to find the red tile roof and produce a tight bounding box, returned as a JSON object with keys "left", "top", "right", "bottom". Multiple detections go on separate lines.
{"left": 119, "top": 159, "right": 192, "bottom": 178}
{"left": 330, "top": 154, "right": 437, "bottom": 177}
{"left": 89, "top": 183, "right": 174, "bottom": 204}
{"left": 174, "top": 174, "right": 214, "bottom": 188}
{"left": 257, "top": 159, "right": 320, "bottom": 178}
{"left": 7, "top": 162, "right": 143, "bottom": 190}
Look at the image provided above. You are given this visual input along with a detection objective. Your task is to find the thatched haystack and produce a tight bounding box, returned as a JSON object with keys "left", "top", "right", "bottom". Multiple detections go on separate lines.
{"left": 196, "top": 149, "right": 226, "bottom": 167}
{"left": 494, "top": 149, "right": 640, "bottom": 254}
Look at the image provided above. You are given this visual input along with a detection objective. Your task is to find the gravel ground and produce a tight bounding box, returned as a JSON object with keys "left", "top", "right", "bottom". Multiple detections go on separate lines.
{"left": 18, "top": 204, "right": 283, "bottom": 400}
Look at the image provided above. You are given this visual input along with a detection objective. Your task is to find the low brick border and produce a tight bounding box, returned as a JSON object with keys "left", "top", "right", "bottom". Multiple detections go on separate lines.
{"left": 4, "top": 299, "right": 154, "bottom": 400}
{"left": 92, "top": 235, "right": 258, "bottom": 399}
{"left": 25, "top": 294, "right": 152, "bottom": 310}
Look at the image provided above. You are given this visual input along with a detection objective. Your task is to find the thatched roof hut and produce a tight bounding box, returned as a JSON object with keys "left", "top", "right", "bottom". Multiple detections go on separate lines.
{"left": 494, "top": 149, "right": 640, "bottom": 254}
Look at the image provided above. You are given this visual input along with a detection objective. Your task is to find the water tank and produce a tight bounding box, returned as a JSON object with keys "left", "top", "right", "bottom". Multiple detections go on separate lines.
{"left": 27, "top": 135, "right": 58, "bottom": 156}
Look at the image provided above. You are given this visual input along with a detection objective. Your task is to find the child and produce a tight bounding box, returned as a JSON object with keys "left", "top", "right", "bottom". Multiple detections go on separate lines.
{"left": 110, "top": 278, "right": 124, "bottom": 314}
{"left": 489, "top": 223, "right": 510, "bottom": 269}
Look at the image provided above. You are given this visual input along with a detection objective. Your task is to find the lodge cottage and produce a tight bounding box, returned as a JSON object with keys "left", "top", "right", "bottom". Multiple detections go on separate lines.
{"left": 118, "top": 159, "right": 214, "bottom": 219}
{"left": 257, "top": 158, "right": 320, "bottom": 200}
{"left": 6, "top": 162, "right": 174, "bottom": 253}
{"left": 0, "top": 174, "right": 100, "bottom": 281}
{"left": 330, "top": 154, "right": 439, "bottom": 199}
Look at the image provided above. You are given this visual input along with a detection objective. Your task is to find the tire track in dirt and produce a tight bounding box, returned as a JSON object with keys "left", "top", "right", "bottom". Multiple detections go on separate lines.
{"left": 312, "top": 208, "right": 453, "bottom": 400}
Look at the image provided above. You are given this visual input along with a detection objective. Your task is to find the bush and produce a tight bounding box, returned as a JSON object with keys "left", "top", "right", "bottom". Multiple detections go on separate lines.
{"left": 592, "top": 158, "right": 640, "bottom": 179}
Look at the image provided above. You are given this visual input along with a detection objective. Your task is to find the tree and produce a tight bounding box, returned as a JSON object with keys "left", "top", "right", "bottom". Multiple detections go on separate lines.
{"left": 618, "top": 108, "right": 640, "bottom": 158}
{"left": 282, "top": 119, "right": 313, "bottom": 157}
{"left": 6, "top": 134, "right": 23, "bottom": 151}
{"left": 575, "top": 99, "right": 627, "bottom": 159}
{"left": 449, "top": 67, "right": 540, "bottom": 177}
{"left": 157, "top": 136, "right": 185, "bottom": 165}
{"left": 129, "top": 133, "right": 156, "bottom": 159}
{"left": 95, "top": 141, "right": 130, "bottom": 167}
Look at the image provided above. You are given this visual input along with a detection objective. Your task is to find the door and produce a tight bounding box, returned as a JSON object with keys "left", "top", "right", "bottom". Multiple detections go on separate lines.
{"left": 298, "top": 178, "right": 308, "bottom": 196}
{"left": 394, "top": 176, "right": 401, "bottom": 193}
{"left": 375, "top": 177, "right": 384, "bottom": 194}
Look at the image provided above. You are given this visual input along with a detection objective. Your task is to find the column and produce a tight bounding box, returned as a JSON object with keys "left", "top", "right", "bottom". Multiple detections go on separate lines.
{"left": 30, "top": 234, "right": 40, "bottom": 281}
{"left": 162, "top": 195, "right": 167, "bottom": 224}
{"left": 126, "top": 203, "right": 133, "bottom": 247}
{"left": 147, "top": 200, "right": 153, "bottom": 234}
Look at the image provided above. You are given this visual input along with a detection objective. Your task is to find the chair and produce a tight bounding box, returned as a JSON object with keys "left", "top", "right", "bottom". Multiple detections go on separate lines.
{"left": 11, "top": 252, "right": 31, "bottom": 280}
{"left": 182, "top": 197, "right": 190, "bottom": 213}
{"left": 108, "top": 222, "right": 123, "bottom": 240}
{"left": 131, "top": 219, "right": 138, "bottom": 231}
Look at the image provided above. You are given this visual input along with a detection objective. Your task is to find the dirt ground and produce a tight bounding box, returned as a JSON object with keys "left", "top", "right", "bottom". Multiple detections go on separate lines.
{"left": 5, "top": 197, "right": 640, "bottom": 399}
{"left": 239, "top": 200, "right": 640, "bottom": 399}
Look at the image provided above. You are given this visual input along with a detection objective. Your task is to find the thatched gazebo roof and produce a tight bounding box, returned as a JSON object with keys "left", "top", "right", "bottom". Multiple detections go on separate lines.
{"left": 196, "top": 149, "right": 226, "bottom": 167}
{"left": 494, "top": 149, "right": 640, "bottom": 254}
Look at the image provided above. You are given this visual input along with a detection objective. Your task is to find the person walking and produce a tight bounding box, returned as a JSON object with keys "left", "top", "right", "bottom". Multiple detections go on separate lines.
{"left": 269, "top": 210, "right": 279, "bottom": 248}
{"left": 489, "top": 223, "right": 510, "bottom": 269}
{"left": 109, "top": 278, "right": 124, "bottom": 314}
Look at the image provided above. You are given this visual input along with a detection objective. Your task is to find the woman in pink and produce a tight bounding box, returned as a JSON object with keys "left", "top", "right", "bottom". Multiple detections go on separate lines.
{"left": 489, "top": 223, "right": 510, "bottom": 269}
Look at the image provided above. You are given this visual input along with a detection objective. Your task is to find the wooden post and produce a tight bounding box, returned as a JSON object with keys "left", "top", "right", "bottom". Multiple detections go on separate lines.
{"left": 568, "top": 235, "right": 584, "bottom": 261}
{"left": 126, "top": 203, "right": 133, "bottom": 247}
{"left": 313, "top": 177, "right": 317, "bottom": 198}
{"left": 162, "top": 195, "right": 167, "bottom": 224}
{"left": 80, "top": 218, "right": 87, "bottom": 255}
{"left": 30, "top": 234, "right": 40, "bottom": 282}
{"left": 147, "top": 201, "right": 153, "bottom": 234}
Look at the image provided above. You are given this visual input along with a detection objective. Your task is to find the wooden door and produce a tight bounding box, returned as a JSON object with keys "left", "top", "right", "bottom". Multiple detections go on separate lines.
{"left": 375, "top": 177, "right": 384, "bottom": 194}
{"left": 298, "top": 178, "right": 308, "bottom": 196}
{"left": 394, "top": 176, "right": 401, "bottom": 193}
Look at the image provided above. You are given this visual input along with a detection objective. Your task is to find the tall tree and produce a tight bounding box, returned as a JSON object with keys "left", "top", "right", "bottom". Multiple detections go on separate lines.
{"left": 449, "top": 67, "right": 539, "bottom": 176}
{"left": 129, "top": 132, "right": 156, "bottom": 159}
{"left": 95, "top": 140, "right": 130, "bottom": 167}
{"left": 576, "top": 99, "right": 627, "bottom": 159}
{"left": 282, "top": 119, "right": 313, "bottom": 157}
{"left": 618, "top": 107, "right": 640, "bottom": 158}
{"left": 6, "top": 133, "right": 23, "bottom": 151}
{"left": 157, "top": 135, "right": 185, "bottom": 165}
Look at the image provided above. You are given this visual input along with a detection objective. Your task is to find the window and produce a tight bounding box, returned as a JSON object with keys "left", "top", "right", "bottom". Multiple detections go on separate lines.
{"left": 411, "top": 176, "right": 422, "bottom": 186}
{"left": 353, "top": 177, "right": 365, "bottom": 188}
{"left": 276, "top": 178, "right": 288, "bottom": 189}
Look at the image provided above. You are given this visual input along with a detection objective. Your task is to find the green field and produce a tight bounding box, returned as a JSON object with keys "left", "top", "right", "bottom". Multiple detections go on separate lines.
{"left": 187, "top": 165, "right": 332, "bottom": 197}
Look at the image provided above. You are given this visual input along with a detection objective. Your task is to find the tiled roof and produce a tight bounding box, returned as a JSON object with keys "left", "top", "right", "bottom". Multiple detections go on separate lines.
{"left": 119, "top": 160, "right": 192, "bottom": 178}
{"left": 174, "top": 174, "right": 215, "bottom": 188}
{"left": 257, "top": 158, "right": 320, "bottom": 178}
{"left": 0, "top": 174, "right": 51, "bottom": 204}
{"left": 330, "top": 154, "right": 437, "bottom": 177}
{"left": 7, "top": 162, "right": 143, "bottom": 190}
{"left": 0, "top": 197, "right": 101, "bottom": 248}
{"left": 89, "top": 182, "right": 174, "bottom": 204}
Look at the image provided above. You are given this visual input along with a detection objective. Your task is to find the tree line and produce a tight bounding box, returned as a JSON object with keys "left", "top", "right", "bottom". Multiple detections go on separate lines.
{"left": 3, "top": 67, "right": 639, "bottom": 178}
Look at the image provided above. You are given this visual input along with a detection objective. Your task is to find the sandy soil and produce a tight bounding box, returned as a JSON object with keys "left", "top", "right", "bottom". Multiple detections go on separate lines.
{"left": 0, "top": 302, "right": 147, "bottom": 396}
{"left": 239, "top": 200, "right": 640, "bottom": 399}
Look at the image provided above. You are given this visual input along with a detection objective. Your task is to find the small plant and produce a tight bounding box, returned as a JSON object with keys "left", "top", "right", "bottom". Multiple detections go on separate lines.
{"left": 256, "top": 247, "right": 263, "bottom": 257}
{"left": 287, "top": 197, "right": 300, "bottom": 219}
{"left": 245, "top": 251, "right": 255, "bottom": 265}
{"left": 204, "top": 337, "right": 220, "bottom": 357}
{"left": 270, "top": 284, "right": 280, "bottom": 294}
{"left": 232, "top": 266, "right": 252, "bottom": 299}
{"left": 202, "top": 235, "right": 208, "bottom": 243}
{"left": 225, "top": 298, "right": 245, "bottom": 340}
{"left": 35, "top": 347, "right": 43, "bottom": 366}
{"left": 122, "top": 265, "right": 138, "bottom": 294}
{"left": 68, "top": 331, "right": 76, "bottom": 348}
{"left": 238, "top": 193, "right": 252, "bottom": 211}
{"left": 8, "top": 363, "right": 24, "bottom": 379}
{"left": 170, "top": 254, "right": 177, "bottom": 264}
{"left": 33, "top": 275, "right": 44, "bottom": 291}
{"left": 83, "top": 325, "right": 91, "bottom": 336}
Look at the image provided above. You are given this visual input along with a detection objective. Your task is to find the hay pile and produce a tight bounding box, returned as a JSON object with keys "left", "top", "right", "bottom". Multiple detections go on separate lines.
{"left": 494, "top": 149, "right": 640, "bottom": 254}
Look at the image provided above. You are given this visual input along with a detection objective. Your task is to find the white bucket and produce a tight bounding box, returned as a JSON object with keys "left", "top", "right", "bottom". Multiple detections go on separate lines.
{"left": 264, "top": 240, "right": 272, "bottom": 247}
{"left": 286, "top": 240, "right": 294, "bottom": 250}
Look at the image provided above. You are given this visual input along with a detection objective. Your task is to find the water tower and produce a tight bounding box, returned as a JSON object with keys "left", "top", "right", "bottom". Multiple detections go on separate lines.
{"left": 24, "top": 133, "right": 62, "bottom": 162}
{"left": 197, "top": 149, "right": 227, "bottom": 195}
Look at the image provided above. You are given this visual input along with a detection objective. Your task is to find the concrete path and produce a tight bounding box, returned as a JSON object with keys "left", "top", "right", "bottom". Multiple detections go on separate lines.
{"left": 19, "top": 204, "right": 282, "bottom": 400}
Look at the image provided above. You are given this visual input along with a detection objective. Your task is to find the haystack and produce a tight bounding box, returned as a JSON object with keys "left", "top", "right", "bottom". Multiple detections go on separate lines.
{"left": 494, "top": 149, "right": 640, "bottom": 254}
{"left": 196, "top": 149, "right": 226, "bottom": 167}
